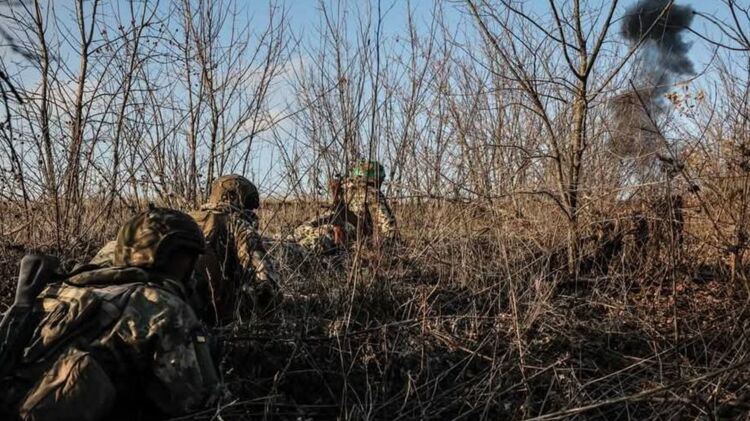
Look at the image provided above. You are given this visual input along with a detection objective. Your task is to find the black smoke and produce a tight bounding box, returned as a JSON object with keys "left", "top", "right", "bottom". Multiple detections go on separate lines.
{"left": 622, "top": 0, "right": 695, "bottom": 77}
{"left": 610, "top": 0, "right": 695, "bottom": 174}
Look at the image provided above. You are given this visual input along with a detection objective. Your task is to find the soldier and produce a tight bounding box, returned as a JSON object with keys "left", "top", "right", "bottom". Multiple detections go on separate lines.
{"left": 190, "top": 174, "right": 280, "bottom": 325}
{"left": 292, "top": 222, "right": 355, "bottom": 254}
{"left": 343, "top": 160, "right": 397, "bottom": 242}
{"left": 292, "top": 160, "right": 397, "bottom": 252}
{"left": 0, "top": 207, "right": 220, "bottom": 420}
{"left": 291, "top": 174, "right": 357, "bottom": 254}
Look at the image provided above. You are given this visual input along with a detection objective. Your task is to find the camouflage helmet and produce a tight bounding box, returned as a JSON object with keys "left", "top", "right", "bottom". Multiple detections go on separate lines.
{"left": 351, "top": 160, "right": 386, "bottom": 185}
{"left": 207, "top": 174, "right": 260, "bottom": 210}
{"left": 113, "top": 207, "right": 205, "bottom": 268}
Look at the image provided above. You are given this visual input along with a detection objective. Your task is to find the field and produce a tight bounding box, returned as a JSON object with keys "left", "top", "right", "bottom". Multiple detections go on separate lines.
{"left": 2, "top": 198, "right": 748, "bottom": 420}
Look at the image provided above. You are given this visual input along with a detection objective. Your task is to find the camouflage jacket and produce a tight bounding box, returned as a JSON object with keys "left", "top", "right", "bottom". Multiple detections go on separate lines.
{"left": 190, "top": 203, "right": 279, "bottom": 324}
{"left": 90, "top": 240, "right": 117, "bottom": 267}
{"left": 5, "top": 266, "right": 219, "bottom": 420}
{"left": 342, "top": 179, "right": 397, "bottom": 239}
{"left": 293, "top": 219, "right": 356, "bottom": 253}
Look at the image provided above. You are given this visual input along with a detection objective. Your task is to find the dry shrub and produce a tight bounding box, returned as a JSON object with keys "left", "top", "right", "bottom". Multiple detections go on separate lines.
{"left": 1, "top": 189, "right": 748, "bottom": 420}
{"left": 183, "top": 195, "right": 749, "bottom": 419}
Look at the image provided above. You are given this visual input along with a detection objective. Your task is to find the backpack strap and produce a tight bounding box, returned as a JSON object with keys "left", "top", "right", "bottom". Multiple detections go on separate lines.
{"left": 0, "top": 305, "right": 40, "bottom": 380}
{"left": 0, "top": 254, "right": 64, "bottom": 380}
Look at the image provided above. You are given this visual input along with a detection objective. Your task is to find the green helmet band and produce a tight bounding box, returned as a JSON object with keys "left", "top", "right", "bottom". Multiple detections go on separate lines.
{"left": 352, "top": 160, "right": 385, "bottom": 184}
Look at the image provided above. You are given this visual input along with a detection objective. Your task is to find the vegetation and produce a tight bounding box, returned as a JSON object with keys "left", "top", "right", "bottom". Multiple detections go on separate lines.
{"left": 2, "top": 0, "right": 750, "bottom": 419}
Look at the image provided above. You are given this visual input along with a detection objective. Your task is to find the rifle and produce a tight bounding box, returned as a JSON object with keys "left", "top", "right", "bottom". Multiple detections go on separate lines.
{"left": 329, "top": 173, "right": 343, "bottom": 210}
{"left": 328, "top": 174, "right": 348, "bottom": 246}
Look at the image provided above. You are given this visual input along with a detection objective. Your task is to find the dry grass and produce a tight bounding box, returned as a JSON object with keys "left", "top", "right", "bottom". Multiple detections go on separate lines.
{"left": 3, "top": 198, "right": 745, "bottom": 420}
{"left": 237, "top": 199, "right": 749, "bottom": 420}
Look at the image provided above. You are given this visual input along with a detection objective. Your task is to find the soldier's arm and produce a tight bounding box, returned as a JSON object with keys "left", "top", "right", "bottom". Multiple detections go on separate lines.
{"left": 227, "top": 213, "right": 279, "bottom": 289}
{"left": 300, "top": 210, "right": 337, "bottom": 229}
{"left": 373, "top": 187, "right": 397, "bottom": 238}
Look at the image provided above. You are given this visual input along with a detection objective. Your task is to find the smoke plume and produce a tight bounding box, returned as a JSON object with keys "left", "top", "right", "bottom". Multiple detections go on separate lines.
{"left": 622, "top": 0, "right": 695, "bottom": 77}
{"left": 610, "top": 0, "right": 695, "bottom": 168}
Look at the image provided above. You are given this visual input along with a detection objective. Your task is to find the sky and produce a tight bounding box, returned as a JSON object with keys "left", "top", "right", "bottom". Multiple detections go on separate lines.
{"left": 280, "top": 0, "right": 736, "bottom": 70}
{"left": 1, "top": 0, "right": 736, "bottom": 86}
{"left": 0, "top": 0, "right": 744, "bottom": 196}
{"left": 2, "top": 0, "right": 733, "bottom": 81}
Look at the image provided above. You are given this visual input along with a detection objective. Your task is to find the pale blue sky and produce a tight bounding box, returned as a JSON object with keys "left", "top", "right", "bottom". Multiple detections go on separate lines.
{"left": 4, "top": 0, "right": 733, "bottom": 87}
{"left": 0, "top": 0, "right": 743, "bottom": 197}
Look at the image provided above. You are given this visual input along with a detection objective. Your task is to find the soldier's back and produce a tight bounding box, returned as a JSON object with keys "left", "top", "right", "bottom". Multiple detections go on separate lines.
{"left": 5, "top": 267, "right": 211, "bottom": 420}
{"left": 189, "top": 207, "right": 242, "bottom": 325}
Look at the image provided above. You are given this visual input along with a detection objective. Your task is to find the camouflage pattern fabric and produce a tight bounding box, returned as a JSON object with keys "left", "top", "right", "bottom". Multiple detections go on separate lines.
{"left": 5, "top": 266, "right": 219, "bottom": 420}
{"left": 294, "top": 223, "right": 336, "bottom": 252}
{"left": 293, "top": 221, "right": 356, "bottom": 253}
{"left": 290, "top": 178, "right": 396, "bottom": 252}
{"left": 90, "top": 240, "right": 116, "bottom": 267}
{"left": 207, "top": 174, "right": 260, "bottom": 210}
{"left": 93, "top": 203, "right": 278, "bottom": 325}
{"left": 343, "top": 178, "right": 397, "bottom": 240}
{"left": 91, "top": 207, "right": 205, "bottom": 270}
{"left": 113, "top": 207, "right": 205, "bottom": 268}
{"left": 190, "top": 202, "right": 279, "bottom": 324}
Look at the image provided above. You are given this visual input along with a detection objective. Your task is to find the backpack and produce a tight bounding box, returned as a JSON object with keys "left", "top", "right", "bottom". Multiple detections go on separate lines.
{"left": 4, "top": 267, "right": 170, "bottom": 421}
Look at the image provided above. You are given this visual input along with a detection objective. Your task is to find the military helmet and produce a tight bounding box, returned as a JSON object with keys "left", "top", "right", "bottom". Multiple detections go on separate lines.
{"left": 351, "top": 160, "right": 386, "bottom": 185}
{"left": 113, "top": 207, "right": 205, "bottom": 268}
{"left": 207, "top": 174, "right": 260, "bottom": 210}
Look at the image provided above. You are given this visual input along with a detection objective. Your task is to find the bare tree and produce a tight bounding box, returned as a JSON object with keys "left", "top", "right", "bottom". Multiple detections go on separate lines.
{"left": 464, "top": 0, "right": 680, "bottom": 274}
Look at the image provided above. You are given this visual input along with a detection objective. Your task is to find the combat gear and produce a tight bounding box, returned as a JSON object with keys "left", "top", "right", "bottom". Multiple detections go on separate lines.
{"left": 18, "top": 347, "right": 116, "bottom": 421}
{"left": 351, "top": 160, "right": 386, "bottom": 186}
{"left": 291, "top": 172, "right": 361, "bottom": 254}
{"left": 293, "top": 219, "right": 356, "bottom": 254}
{"left": 207, "top": 174, "right": 260, "bottom": 211}
{"left": 346, "top": 161, "right": 397, "bottom": 240}
{"left": 190, "top": 203, "right": 279, "bottom": 325}
{"left": 343, "top": 177, "right": 397, "bottom": 241}
{"left": 92, "top": 203, "right": 279, "bottom": 326}
{"left": 113, "top": 207, "right": 205, "bottom": 269}
{"left": 12, "top": 276, "right": 139, "bottom": 420}
{"left": 1, "top": 210, "right": 219, "bottom": 420}
{"left": 0, "top": 306, "right": 36, "bottom": 380}
{"left": 90, "top": 240, "right": 116, "bottom": 267}
{"left": 5, "top": 269, "right": 218, "bottom": 420}
{"left": 291, "top": 166, "right": 397, "bottom": 252}
{"left": 13, "top": 254, "right": 61, "bottom": 307}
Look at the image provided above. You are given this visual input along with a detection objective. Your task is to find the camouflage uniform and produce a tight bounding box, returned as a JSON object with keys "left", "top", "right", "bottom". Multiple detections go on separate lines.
{"left": 1, "top": 208, "right": 219, "bottom": 421}
{"left": 290, "top": 177, "right": 356, "bottom": 254}
{"left": 342, "top": 177, "right": 397, "bottom": 240}
{"left": 291, "top": 163, "right": 396, "bottom": 252}
{"left": 190, "top": 175, "right": 280, "bottom": 325}
{"left": 292, "top": 218, "right": 356, "bottom": 254}
{"left": 90, "top": 240, "right": 116, "bottom": 267}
